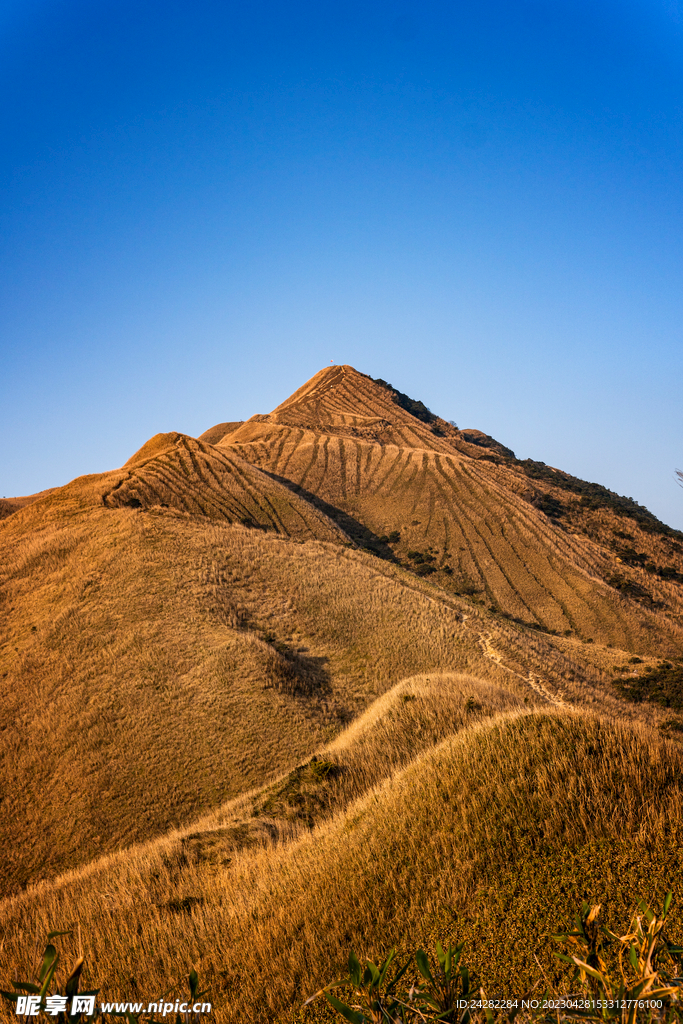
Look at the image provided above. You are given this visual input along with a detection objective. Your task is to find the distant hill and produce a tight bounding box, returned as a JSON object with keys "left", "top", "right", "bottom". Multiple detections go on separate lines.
{"left": 0, "top": 488, "right": 59, "bottom": 520}
{"left": 198, "top": 421, "right": 244, "bottom": 445}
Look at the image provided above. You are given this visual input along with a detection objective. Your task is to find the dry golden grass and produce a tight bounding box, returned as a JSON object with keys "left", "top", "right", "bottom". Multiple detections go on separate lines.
{"left": 0, "top": 488, "right": 59, "bottom": 521}
{"left": 1, "top": 706, "right": 682, "bottom": 1024}
{"left": 1, "top": 482, "right": 552, "bottom": 896}
{"left": 107, "top": 431, "right": 349, "bottom": 541}
{"left": 1, "top": 455, "right": 679, "bottom": 898}
{"left": 198, "top": 422, "right": 244, "bottom": 445}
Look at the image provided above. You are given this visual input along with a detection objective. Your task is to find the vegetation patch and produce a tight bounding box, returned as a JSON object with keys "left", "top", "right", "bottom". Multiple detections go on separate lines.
{"left": 255, "top": 757, "right": 343, "bottom": 826}
{"left": 372, "top": 378, "right": 436, "bottom": 424}
{"left": 614, "top": 660, "right": 683, "bottom": 710}
{"left": 660, "top": 716, "right": 683, "bottom": 736}
{"left": 612, "top": 546, "right": 683, "bottom": 582}
{"left": 261, "top": 635, "right": 331, "bottom": 698}
{"left": 407, "top": 550, "right": 435, "bottom": 564}
{"left": 515, "top": 460, "right": 682, "bottom": 538}
{"left": 531, "top": 493, "right": 566, "bottom": 518}
{"left": 605, "top": 573, "right": 661, "bottom": 607}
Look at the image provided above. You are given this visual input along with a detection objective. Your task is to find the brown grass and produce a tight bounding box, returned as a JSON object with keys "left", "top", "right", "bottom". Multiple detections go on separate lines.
{"left": 1, "top": 707, "right": 682, "bottom": 1023}
{"left": 0, "top": 489, "right": 550, "bottom": 897}
{"left": 1, "top": 470, "right": 679, "bottom": 898}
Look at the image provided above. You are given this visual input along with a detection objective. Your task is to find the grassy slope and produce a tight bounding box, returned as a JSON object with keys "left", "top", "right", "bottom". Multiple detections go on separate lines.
{"left": 0, "top": 488, "right": 60, "bottom": 521}
{"left": 2, "top": 384, "right": 681, "bottom": 896}
{"left": 2, "top": 471, "right": 554, "bottom": 895}
{"left": 1, "top": 704, "right": 681, "bottom": 1024}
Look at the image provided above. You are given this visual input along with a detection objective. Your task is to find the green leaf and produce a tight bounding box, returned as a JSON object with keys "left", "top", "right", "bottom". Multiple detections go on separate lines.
{"left": 664, "top": 892, "right": 673, "bottom": 918}
{"left": 0, "top": 991, "right": 20, "bottom": 1003}
{"left": 384, "top": 959, "right": 410, "bottom": 994}
{"left": 554, "top": 953, "right": 581, "bottom": 966}
{"left": 12, "top": 983, "right": 40, "bottom": 994}
{"left": 304, "top": 979, "right": 349, "bottom": 1007}
{"left": 365, "top": 960, "right": 380, "bottom": 987}
{"left": 377, "top": 949, "right": 396, "bottom": 988}
{"left": 348, "top": 951, "right": 362, "bottom": 988}
{"left": 39, "top": 960, "right": 59, "bottom": 998}
{"left": 416, "top": 949, "right": 434, "bottom": 984}
{"left": 189, "top": 967, "right": 198, "bottom": 1001}
{"left": 629, "top": 944, "right": 638, "bottom": 970}
{"left": 38, "top": 945, "right": 58, "bottom": 983}
{"left": 324, "top": 991, "right": 367, "bottom": 1024}
{"left": 47, "top": 930, "right": 72, "bottom": 940}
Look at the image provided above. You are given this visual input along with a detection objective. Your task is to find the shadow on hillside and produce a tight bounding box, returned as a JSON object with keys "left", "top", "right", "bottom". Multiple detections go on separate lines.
{"left": 261, "top": 470, "right": 397, "bottom": 561}
{"left": 263, "top": 641, "right": 332, "bottom": 699}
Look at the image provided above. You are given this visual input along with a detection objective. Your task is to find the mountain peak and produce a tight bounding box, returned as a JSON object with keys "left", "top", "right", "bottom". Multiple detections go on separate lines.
{"left": 251, "top": 364, "right": 457, "bottom": 450}
{"left": 221, "top": 364, "right": 509, "bottom": 458}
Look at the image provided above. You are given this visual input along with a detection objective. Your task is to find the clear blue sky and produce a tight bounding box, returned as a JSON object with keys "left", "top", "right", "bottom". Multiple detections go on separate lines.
{"left": 2, "top": 0, "right": 682, "bottom": 529}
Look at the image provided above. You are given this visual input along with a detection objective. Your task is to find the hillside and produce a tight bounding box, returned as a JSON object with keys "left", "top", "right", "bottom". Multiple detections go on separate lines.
{"left": 0, "top": 488, "right": 59, "bottom": 521}
{"left": 1, "top": 363, "right": 682, "bottom": 1022}
{"left": 1, "top": 705, "right": 682, "bottom": 1023}
{"left": 222, "top": 366, "right": 683, "bottom": 654}
{"left": 4, "top": 481, "right": 647, "bottom": 897}
{"left": 0, "top": 494, "right": 492, "bottom": 894}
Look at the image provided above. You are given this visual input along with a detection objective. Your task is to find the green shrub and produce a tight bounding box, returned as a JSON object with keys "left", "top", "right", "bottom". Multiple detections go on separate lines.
{"left": 615, "top": 662, "right": 683, "bottom": 711}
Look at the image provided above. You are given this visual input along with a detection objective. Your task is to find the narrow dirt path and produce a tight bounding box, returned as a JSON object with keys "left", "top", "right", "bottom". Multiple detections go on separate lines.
{"left": 476, "top": 631, "right": 570, "bottom": 708}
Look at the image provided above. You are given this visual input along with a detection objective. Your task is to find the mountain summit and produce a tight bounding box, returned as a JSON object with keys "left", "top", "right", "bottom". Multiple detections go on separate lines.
{"left": 206, "top": 365, "right": 683, "bottom": 653}
{"left": 220, "top": 365, "right": 505, "bottom": 458}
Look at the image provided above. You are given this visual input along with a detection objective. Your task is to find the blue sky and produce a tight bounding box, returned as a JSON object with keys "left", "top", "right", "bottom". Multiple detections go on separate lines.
{"left": 1, "top": 0, "right": 682, "bottom": 528}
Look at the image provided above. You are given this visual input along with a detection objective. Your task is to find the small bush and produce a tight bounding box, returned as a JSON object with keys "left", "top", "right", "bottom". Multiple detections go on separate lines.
{"left": 415, "top": 564, "right": 436, "bottom": 576}
{"left": 615, "top": 661, "right": 683, "bottom": 711}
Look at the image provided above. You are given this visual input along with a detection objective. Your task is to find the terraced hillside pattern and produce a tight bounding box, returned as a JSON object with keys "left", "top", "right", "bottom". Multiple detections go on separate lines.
{"left": 223, "top": 365, "right": 683, "bottom": 653}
